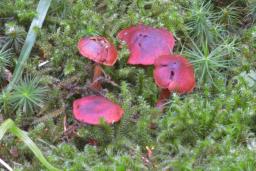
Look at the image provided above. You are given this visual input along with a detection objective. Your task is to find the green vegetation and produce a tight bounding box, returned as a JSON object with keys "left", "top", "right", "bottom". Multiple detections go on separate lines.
{"left": 11, "top": 76, "right": 48, "bottom": 114}
{"left": 0, "top": 119, "right": 60, "bottom": 171}
{"left": 0, "top": 0, "right": 255, "bottom": 170}
{"left": 0, "top": 45, "right": 12, "bottom": 77}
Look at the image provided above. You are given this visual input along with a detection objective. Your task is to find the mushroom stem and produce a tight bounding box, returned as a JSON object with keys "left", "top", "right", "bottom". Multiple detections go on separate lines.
{"left": 156, "top": 89, "right": 171, "bottom": 110}
{"left": 91, "top": 64, "right": 103, "bottom": 90}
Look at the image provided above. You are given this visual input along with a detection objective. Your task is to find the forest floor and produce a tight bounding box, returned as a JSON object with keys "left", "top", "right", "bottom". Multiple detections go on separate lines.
{"left": 0, "top": 0, "right": 256, "bottom": 170}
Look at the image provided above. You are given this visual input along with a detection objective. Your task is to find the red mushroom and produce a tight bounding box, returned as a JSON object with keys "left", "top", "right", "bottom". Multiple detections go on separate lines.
{"left": 73, "top": 96, "right": 124, "bottom": 125}
{"left": 78, "top": 36, "right": 118, "bottom": 66}
{"left": 154, "top": 55, "right": 195, "bottom": 93}
{"left": 77, "top": 36, "right": 118, "bottom": 90}
{"left": 154, "top": 55, "right": 195, "bottom": 109}
{"left": 117, "top": 24, "right": 175, "bottom": 65}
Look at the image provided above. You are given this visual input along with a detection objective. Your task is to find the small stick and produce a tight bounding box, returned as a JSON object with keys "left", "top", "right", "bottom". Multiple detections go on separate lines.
{"left": 63, "top": 114, "right": 67, "bottom": 132}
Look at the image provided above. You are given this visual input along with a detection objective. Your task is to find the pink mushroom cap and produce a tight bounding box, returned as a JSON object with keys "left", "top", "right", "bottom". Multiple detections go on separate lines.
{"left": 117, "top": 24, "right": 175, "bottom": 65}
{"left": 73, "top": 96, "right": 124, "bottom": 125}
{"left": 77, "top": 36, "right": 118, "bottom": 66}
{"left": 154, "top": 55, "right": 196, "bottom": 94}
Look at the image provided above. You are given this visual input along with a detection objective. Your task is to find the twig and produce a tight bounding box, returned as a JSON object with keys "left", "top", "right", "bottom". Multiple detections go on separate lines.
{"left": 63, "top": 114, "right": 67, "bottom": 132}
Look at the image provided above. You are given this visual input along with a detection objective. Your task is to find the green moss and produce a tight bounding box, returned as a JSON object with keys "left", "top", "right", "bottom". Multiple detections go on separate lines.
{"left": 0, "top": 0, "right": 256, "bottom": 170}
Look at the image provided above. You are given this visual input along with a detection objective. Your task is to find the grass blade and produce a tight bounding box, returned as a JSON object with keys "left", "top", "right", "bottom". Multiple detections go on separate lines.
{"left": 6, "top": 0, "right": 52, "bottom": 92}
{"left": 0, "top": 158, "right": 13, "bottom": 171}
{"left": 0, "top": 118, "right": 13, "bottom": 140}
{"left": 0, "top": 119, "right": 60, "bottom": 171}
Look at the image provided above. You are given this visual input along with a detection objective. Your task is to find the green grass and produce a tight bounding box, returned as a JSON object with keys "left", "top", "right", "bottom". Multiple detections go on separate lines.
{"left": 0, "top": 45, "right": 12, "bottom": 75}
{"left": 217, "top": 3, "right": 241, "bottom": 30}
{"left": 6, "top": 0, "right": 52, "bottom": 92}
{"left": 0, "top": 0, "right": 255, "bottom": 170}
{"left": 0, "top": 119, "right": 60, "bottom": 171}
{"left": 11, "top": 76, "right": 48, "bottom": 114}
{"left": 184, "top": 38, "right": 235, "bottom": 87}
{"left": 2, "top": 22, "right": 26, "bottom": 53}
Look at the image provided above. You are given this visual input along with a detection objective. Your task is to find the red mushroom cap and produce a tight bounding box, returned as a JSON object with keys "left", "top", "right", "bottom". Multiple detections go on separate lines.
{"left": 154, "top": 55, "right": 195, "bottom": 94}
{"left": 117, "top": 24, "right": 175, "bottom": 65}
{"left": 77, "top": 36, "right": 118, "bottom": 66}
{"left": 73, "top": 96, "right": 124, "bottom": 125}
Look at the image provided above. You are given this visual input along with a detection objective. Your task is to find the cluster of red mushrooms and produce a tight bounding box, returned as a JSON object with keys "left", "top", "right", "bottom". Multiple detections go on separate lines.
{"left": 73, "top": 24, "right": 195, "bottom": 126}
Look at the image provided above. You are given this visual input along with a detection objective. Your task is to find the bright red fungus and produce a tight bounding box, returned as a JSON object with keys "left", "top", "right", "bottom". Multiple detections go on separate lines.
{"left": 73, "top": 96, "right": 124, "bottom": 125}
{"left": 154, "top": 55, "right": 195, "bottom": 94}
{"left": 117, "top": 24, "right": 175, "bottom": 65}
{"left": 78, "top": 36, "right": 118, "bottom": 66}
{"left": 77, "top": 36, "right": 118, "bottom": 90}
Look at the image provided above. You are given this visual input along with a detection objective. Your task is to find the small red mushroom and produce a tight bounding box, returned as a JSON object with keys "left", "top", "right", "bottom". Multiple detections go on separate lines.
{"left": 154, "top": 55, "right": 195, "bottom": 93}
{"left": 73, "top": 96, "right": 124, "bottom": 125}
{"left": 154, "top": 55, "right": 195, "bottom": 109}
{"left": 78, "top": 36, "right": 118, "bottom": 66}
{"left": 117, "top": 24, "right": 175, "bottom": 65}
{"left": 77, "top": 36, "right": 118, "bottom": 90}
